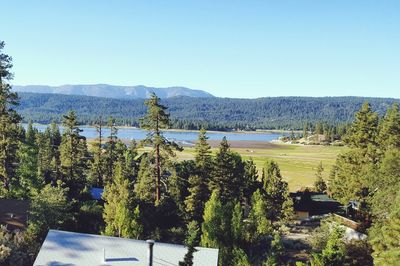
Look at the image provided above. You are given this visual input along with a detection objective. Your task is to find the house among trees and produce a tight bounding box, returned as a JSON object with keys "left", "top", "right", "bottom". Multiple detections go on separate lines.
{"left": 290, "top": 191, "right": 341, "bottom": 220}
{"left": 34, "top": 230, "right": 219, "bottom": 266}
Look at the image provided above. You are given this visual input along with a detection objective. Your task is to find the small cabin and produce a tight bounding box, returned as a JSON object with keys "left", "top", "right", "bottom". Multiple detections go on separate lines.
{"left": 290, "top": 191, "right": 341, "bottom": 220}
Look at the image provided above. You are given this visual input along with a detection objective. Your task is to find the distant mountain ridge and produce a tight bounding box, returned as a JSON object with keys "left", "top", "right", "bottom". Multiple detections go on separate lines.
{"left": 16, "top": 92, "right": 400, "bottom": 131}
{"left": 12, "top": 84, "right": 214, "bottom": 99}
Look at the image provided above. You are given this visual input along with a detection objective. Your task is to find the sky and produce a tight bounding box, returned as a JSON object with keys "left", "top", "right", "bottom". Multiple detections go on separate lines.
{"left": 1, "top": 0, "right": 399, "bottom": 98}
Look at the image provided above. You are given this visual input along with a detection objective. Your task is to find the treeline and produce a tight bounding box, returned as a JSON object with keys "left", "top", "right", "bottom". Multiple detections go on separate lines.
{"left": 17, "top": 92, "right": 399, "bottom": 131}
{"left": 327, "top": 101, "right": 400, "bottom": 265}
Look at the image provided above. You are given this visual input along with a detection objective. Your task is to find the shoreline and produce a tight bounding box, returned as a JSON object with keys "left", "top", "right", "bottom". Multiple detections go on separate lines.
{"left": 26, "top": 122, "right": 296, "bottom": 135}
{"left": 87, "top": 137, "right": 293, "bottom": 149}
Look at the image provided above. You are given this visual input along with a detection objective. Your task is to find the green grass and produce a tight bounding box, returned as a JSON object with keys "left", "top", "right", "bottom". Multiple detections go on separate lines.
{"left": 176, "top": 144, "right": 347, "bottom": 191}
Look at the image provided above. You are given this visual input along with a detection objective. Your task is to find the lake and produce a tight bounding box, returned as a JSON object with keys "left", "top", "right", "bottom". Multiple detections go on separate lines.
{"left": 25, "top": 124, "right": 285, "bottom": 143}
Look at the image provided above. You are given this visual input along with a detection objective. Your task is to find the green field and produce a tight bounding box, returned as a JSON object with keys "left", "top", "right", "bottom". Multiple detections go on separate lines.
{"left": 176, "top": 144, "right": 347, "bottom": 192}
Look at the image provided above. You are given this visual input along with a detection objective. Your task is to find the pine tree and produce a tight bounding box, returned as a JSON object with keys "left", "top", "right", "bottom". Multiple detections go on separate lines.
{"left": 201, "top": 195, "right": 234, "bottom": 266}
{"left": 36, "top": 128, "right": 54, "bottom": 185}
{"left": 179, "top": 221, "right": 200, "bottom": 266}
{"left": 209, "top": 137, "right": 245, "bottom": 203}
{"left": 261, "top": 160, "right": 293, "bottom": 222}
{"left": 16, "top": 123, "right": 41, "bottom": 198}
{"left": 378, "top": 103, "right": 400, "bottom": 151}
{"left": 134, "top": 154, "right": 155, "bottom": 203}
{"left": 200, "top": 191, "right": 226, "bottom": 248}
{"left": 369, "top": 148, "right": 400, "bottom": 220}
{"left": 124, "top": 140, "right": 139, "bottom": 182}
{"left": 329, "top": 149, "right": 371, "bottom": 205}
{"left": 0, "top": 41, "right": 21, "bottom": 194}
{"left": 314, "top": 162, "right": 327, "bottom": 193}
{"left": 140, "top": 93, "right": 182, "bottom": 205}
{"left": 48, "top": 122, "right": 62, "bottom": 182}
{"left": 243, "top": 158, "right": 259, "bottom": 203}
{"left": 185, "top": 174, "right": 209, "bottom": 223}
{"left": 247, "top": 189, "right": 272, "bottom": 241}
{"left": 184, "top": 129, "right": 212, "bottom": 222}
{"left": 103, "top": 160, "right": 141, "bottom": 238}
{"left": 194, "top": 128, "right": 212, "bottom": 175}
{"left": 231, "top": 248, "right": 251, "bottom": 266}
{"left": 370, "top": 193, "right": 400, "bottom": 265}
{"left": 28, "top": 183, "right": 71, "bottom": 239}
{"left": 103, "top": 117, "right": 118, "bottom": 184}
{"left": 231, "top": 202, "right": 244, "bottom": 245}
{"left": 89, "top": 117, "right": 105, "bottom": 186}
{"left": 59, "top": 111, "right": 89, "bottom": 199}
{"left": 345, "top": 102, "right": 379, "bottom": 149}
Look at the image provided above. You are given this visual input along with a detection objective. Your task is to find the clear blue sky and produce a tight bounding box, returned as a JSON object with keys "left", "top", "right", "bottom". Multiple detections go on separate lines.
{"left": 1, "top": 0, "right": 399, "bottom": 98}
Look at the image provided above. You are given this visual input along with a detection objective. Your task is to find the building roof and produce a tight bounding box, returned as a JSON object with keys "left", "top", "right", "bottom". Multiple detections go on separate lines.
{"left": 290, "top": 192, "right": 341, "bottom": 215}
{"left": 34, "top": 230, "right": 219, "bottom": 266}
{"left": 90, "top": 187, "right": 104, "bottom": 200}
{"left": 0, "top": 199, "right": 29, "bottom": 230}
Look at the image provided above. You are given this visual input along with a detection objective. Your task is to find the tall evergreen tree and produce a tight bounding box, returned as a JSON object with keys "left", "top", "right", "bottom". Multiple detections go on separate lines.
{"left": 48, "top": 122, "right": 62, "bottom": 182}
{"left": 103, "top": 160, "right": 141, "bottom": 238}
{"left": 36, "top": 128, "right": 54, "bottom": 185}
{"left": 209, "top": 137, "right": 245, "bottom": 203}
{"left": 200, "top": 190, "right": 234, "bottom": 265}
{"left": 179, "top": 221, "right": 200, "bottom": 266}
{"left": 134, "top": 154, "right": 155, "bottom": 203}
{"left": 15, "top": 123, "right": 41, "bottom": 198}
{"left": 185, "top": 174, "right": 209, "bottom": 223}
{"left": 140, "top": 93, "right": 182, "bottom": 205}
{"left": 370, "top": 192, "right": 400, "bottom": 265}
{"left": 0, "top": 41, "right": 21, "bottom": 194}
{"left": 185, "top": 129, "right": 212, "bottom": 222}
{"left": 231, "top": 202, "right": 244, "bottom": 245}
{"left": 261, "top": 160, "right": 293, "bottom": 222}
{"left": 103, "top": 117, "right": 118, "bottom": 184}
{"left": 201, "top": 191, "right": 227, "bottom": 248}
{"left": 378, "top": 103, "right": 400, "bottom": 151}
{"left": 124, "top": 140, "right": 139, "bottom": 182}
{"left": 246, "top": 189, "right": 272, "bottom": 241}
{"left": 314, "top": 162, "right": 327, "bottom": 193}
{"left": 89, "top": 117, "right": 105, "bottom": 186}
{"left": 194, "top": 128, "right": 212, "bottom": 175}
{"left": 59, "top": 111, "right": 89, "bottom": 199}
{"left": 369, "top": 149, "right": 400, "bottom": 220}
{"left": 345, "top": 102, "right": 379, "bottom": 150}
{"left": 243, "top": 158, "right": 259, "bottom": 203}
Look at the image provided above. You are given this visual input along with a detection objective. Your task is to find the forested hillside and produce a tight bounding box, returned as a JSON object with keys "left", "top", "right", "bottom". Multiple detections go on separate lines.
{"left": 17, "top": 92, "right": 399, "bottom": 130}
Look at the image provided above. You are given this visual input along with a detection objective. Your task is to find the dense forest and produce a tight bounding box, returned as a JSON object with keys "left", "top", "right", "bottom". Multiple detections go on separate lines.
{"left": 2, "top": 41, "right": 400, "bottom": 265}
{"left": 17, "top": 92, "right": 399, "bottom": 131}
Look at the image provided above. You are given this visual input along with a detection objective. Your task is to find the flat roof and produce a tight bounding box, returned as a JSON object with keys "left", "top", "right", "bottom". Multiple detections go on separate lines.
{"left": 34, "top": 230, "right": 219, "bottom": 266}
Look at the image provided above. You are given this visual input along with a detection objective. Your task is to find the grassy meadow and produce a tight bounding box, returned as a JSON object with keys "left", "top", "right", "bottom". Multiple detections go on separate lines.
{"left": 175, "top": 143, "right": 347, "bottom": 192}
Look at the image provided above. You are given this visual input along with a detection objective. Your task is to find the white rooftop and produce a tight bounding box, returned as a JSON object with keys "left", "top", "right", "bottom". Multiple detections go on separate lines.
{"left": 34, "top": 230, "right": 219, "bottom": 266}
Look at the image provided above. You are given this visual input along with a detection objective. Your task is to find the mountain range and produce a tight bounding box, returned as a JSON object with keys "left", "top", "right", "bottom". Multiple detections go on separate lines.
{"left": 12, "top": 84, "right": 214, "bottom": 99}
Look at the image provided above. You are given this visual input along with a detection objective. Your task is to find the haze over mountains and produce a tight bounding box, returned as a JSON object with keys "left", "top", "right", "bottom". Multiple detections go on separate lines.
{"left": 13, "top": 84, "right": 214, "bottom": 99}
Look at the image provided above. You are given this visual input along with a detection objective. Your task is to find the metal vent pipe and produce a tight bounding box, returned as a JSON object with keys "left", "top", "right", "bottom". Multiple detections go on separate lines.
{"left": 146, "top": 239, "right": 155, "bottom": 266}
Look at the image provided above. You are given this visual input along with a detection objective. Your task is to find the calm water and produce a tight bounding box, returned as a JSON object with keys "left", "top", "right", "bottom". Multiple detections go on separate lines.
{"left": 24, "top": 124, "right": 284, "bottom": 143}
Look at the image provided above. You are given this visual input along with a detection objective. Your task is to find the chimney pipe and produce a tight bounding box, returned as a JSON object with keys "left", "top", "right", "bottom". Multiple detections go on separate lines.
{"left": 146, "top": 240, "right": 155, "bottom": 266}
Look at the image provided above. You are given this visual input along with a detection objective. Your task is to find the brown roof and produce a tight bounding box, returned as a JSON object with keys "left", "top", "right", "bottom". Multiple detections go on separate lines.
{"left": 0, "top": 199, "right": 29, "bottom": 230}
